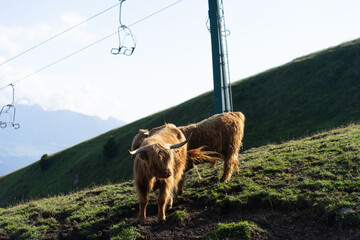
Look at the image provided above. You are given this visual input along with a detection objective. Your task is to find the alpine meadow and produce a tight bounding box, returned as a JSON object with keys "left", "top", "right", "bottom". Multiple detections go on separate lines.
{"left": 0, "top": 38, "right": 360, "bottom": 239}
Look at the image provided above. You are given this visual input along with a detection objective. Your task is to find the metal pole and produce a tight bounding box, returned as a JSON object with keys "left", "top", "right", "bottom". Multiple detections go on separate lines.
{"left": 208, "top": 0, "right": 232, "bottom": 114}
{"left": 208, "top": 0, "right": 224, "bottom": 114}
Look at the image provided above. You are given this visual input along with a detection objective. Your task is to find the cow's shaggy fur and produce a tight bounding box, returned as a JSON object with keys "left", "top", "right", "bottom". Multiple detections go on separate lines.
{"left": 131, "top": 112, "right": 245, "bottom": 185}
{"left": 130, "top": 123, "right": 219, "bottom": 222}
{"left": 130, "top": 129, "right": 149, "bottom": 159}
{"left": 180, "top": 112, "right": 245, "bottom": 182}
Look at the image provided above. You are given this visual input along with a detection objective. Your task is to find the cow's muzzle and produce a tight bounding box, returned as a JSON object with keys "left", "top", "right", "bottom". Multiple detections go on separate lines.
{"left": 160, "top": 169, "right": 172, "bottom": 178}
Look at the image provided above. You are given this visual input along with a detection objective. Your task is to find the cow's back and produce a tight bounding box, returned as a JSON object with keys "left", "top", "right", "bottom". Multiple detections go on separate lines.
{"left": 180, "top": 112, "right": 245, "bottom": 157}
{"left": 131, "top": 129, "right": 149, "bottom": 151}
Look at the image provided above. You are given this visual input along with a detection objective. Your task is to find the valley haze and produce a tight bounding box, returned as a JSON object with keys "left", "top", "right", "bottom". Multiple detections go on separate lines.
{"left": 0, "top": 104, "right": 125, "bottom": 176}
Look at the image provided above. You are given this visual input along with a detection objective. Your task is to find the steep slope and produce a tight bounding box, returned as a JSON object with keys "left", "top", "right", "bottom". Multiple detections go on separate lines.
{"left": 1, "top": 38, "right": 360, "bottom": 207}
{"left": 234, "top": 39, "right": 360, "bottom": 149}
{"left": 0, "top": 124, "right": 359, "bottom": 239}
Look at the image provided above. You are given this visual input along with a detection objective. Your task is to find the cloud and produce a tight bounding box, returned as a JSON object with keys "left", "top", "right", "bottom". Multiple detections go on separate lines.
{"left": 0, "top": 11, "right": 96, "bottom": 60}
{"left": 0, "top": 58, "right": 36, "bottom": 103}
{"left": 0, "top": 24, "right": 57, "bottom": 53}
{"left": 0, "top": 11, "right": 99, "bottom": 110}
{"left": 16, "top": 72, "right": 121, "bottom": 120}
{"left": 0, "top": 34, "right": 22, "bottom": 57}
{"left": 60, "top": 12, "right": 87, "bottom": 27}
{"left": 0, "top": 58, "right": 16, "bottom": 83}
{"left": 59, "top": 12, "right": 96, "bottom": 44}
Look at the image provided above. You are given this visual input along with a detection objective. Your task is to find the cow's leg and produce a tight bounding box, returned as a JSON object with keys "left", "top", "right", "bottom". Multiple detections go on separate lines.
{"left": 177, "top": 173, "right": 186, "bottom": 196}
{"left": 137, "top": 189, "right": 148, "bottom": 222}
{"left": 220, "top": 152, "right": 239, "bottom": 182}
{"left": 157, "top": 186, "right": 170, "bottom": 222}
{"left": 168, "top": 196, "right": 173, "bottom": 209}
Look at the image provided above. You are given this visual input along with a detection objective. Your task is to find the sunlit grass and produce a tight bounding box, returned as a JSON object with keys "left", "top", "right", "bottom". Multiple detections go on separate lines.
{"left": 181, "top": 124, "right": 360, "bottom": 225}
{"left": 0, "top": 124, "right": 360, "bottom": 239}
{"left": 204, "top": 221, "right": 266, "bottom": 240}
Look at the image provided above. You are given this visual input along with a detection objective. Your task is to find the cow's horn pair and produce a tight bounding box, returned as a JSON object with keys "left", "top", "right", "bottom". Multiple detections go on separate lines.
{"left": 129, "top": 133, "right": 192, "bottom": 156}
{"left": 166, "top": 133, "right": 192, "bottom": 150}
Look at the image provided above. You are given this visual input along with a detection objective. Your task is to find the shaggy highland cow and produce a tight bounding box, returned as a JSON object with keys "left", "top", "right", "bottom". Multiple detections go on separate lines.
{"left": 131, "top": 112, "right": 245, "bottom": 185}
{"left": 129, "top": 123, "right": 218, "bottom": 222}
{"left": 180, "top": 112, "right": 245, "bottom": 182}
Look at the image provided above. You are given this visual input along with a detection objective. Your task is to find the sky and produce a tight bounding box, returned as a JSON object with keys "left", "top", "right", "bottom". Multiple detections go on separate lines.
{"left": 1, "top": 0, "right": 360, "bottom": 123}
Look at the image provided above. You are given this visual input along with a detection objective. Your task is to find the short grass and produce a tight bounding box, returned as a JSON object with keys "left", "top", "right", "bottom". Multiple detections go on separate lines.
{"left": 181, "top": 124, "right": 360, "bottom": 227}
{"left": 0, "top": 124, "right": 359, "bottom": 239}
{"left": 204, "top": 221, "right": 266, "bottom": 240}
{"left": 171, "top": 209, "right": 188, "bottom": 222}
{"left": 0, "top": 182, "right": 138, "bottom": 239}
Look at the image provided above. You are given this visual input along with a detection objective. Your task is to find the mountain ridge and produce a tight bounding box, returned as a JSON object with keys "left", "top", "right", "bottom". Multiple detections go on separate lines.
{"left": 0, "top": 104, "right": 125, "bottom": 176}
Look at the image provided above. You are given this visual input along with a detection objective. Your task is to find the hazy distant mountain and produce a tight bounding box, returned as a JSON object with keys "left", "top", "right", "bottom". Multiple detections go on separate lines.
{"left": 0, "top": 104, "right": 125, "bottom": 176}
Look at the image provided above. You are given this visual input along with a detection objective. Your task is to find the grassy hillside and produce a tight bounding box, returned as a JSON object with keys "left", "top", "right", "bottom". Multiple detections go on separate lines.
{"left": 1, "top": 38, "right": 360, "bottom": 207}
{"left": 0, "top": 124, "right": 359, "bottom": 239}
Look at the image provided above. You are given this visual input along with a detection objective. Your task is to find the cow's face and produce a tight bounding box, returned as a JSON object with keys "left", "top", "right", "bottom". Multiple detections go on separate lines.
{"left": 129, "top": 135, "right": 191, "bottom": 179}
{"left": 153, "top": 146, "right": 173, "bottom": 178}
{"left": 133, "top": 144, "right": 173, "bottom": 179}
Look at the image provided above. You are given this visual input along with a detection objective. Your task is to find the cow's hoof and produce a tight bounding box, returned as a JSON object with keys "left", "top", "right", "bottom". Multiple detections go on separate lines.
{"left": 219, "top": 176, "right": 229, "bottom": 183}
{"left": 157, "top": 217, "right": 166, "bottom": 223}
{"left": 137, "top": 218, "right": 146, "bottom": 224}
{"left": 168, "top": 199, "right": 173, "bottom": 209}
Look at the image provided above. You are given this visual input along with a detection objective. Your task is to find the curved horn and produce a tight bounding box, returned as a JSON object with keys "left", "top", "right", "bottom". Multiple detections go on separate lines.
{"left": 168, "top": 133, "right": 192, "bottom": 149}
{"left": 128, "top": 146, "right": 146, "bottom": 155}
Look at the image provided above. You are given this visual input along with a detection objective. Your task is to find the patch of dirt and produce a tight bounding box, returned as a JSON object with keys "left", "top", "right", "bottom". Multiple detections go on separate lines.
{"left": 0, "top": 230, "right": 9, "bottom": 240}
{"left": 133, "top": 199, "right": 360, "bottom": 240}
{"left": 2, "top": 197, "right": 360, "bottom": 240}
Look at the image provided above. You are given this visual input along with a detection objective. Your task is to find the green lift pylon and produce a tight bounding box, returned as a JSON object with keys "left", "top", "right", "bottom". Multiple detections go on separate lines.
{"left": 208, "top": 0, "right": 233, "bottom": 114}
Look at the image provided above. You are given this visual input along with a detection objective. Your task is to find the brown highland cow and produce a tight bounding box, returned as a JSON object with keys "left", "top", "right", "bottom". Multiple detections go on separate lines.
{"left": 131, "top": 112, "right": 245, "bottom": 185}
{"left": 129, "top": 123, "right": 218, "bottom": 222}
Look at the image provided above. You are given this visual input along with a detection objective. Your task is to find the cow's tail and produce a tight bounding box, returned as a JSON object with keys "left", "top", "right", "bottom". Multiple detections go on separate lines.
{"left": 186, "top": 146, "right": 222, "bottom": 171}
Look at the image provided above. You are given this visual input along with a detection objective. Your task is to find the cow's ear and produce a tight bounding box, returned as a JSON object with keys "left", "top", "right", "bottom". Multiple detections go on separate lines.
{"left": 129, "top": 148, "right": 148, "bottom": 161}
{"left": 139, "top": 129, "right": 149, "bottom": 136}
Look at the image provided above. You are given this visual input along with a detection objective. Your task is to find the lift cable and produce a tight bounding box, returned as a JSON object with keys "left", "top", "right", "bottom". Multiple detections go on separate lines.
{"left": 0, "top": 32, "right": 118, "bottom": 91}
{"left": 0, "top": 0, "right": 185, "bottom": 92}
{"left": 0, "top": 2, "right": 120, "bottom": 67}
